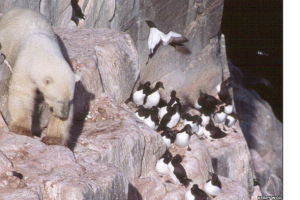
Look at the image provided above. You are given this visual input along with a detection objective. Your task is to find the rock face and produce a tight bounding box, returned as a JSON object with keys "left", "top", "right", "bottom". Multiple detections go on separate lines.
{"left": 230, "top": 63, "right": 283, "bottom": 196}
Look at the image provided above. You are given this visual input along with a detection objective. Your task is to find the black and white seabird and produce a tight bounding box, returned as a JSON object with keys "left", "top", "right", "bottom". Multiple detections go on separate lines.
{"left": 161, "top": 127, "right": 176, "bottom": 149}
{"left": 133, "top": 81, "right": 151, "bottom": 105}
{"left": 135, "top": 105, "right": 149, "bottom": 121}
{"left": 71, "top": 0, "right": 85, "bottom": 24}
{"left": 185, "top": 184, "right": 209, "bottom": 200}
{"left": 168, "top": 154, "right": 192, "bottom": 187}
{"left": 145, "top": 20, "right": 189, "bottom": 62}
{"left": 143, "top": 81, "right": 164, "bottom": 108}
{"left": 195, "top": 91, "right": 222, "bottom": 116}
{"left": 158, "top": 90, "right": 181, "bottom": 119}
{"left": 174, "top": 124, "right": 193, "bottom": 149}
{"left": 196, "top": 124, "right": 205, "bottom": 138}
{"left": 204, "top": 172, "right": 222, "bottom": 196}
{"left": 216, "top": 78, "right": 233, "bottom": 114}
{"left": 225, "top": 114, "right": 237, "bottom": 128}
{"left": 143, "top": 106, "right": 159, "bottom": 130}
{"left": 204, "top": 119, "right": 227, "bottom": 141}
{"left": 157, "top": 104, "right": 181, "bottom": 131}
{"left": 155, "top": 150, "right": 173, "bottom": 176}
{"left": 213, "top": 106, "right": 227, "bottom": 124}
{"left": 182, "top": 113, "right": 202, "bottom": 133}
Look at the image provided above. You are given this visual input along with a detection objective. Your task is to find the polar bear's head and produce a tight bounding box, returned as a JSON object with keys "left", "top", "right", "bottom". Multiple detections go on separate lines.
{"left": 38, "top": 70, "right": 80, "bottom": 120}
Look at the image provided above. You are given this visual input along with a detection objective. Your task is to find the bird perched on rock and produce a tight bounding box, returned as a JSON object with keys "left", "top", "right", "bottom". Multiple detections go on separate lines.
{"left": 161, "top": 127, "right": 176, "bottom": 149}
{"left": 182, "top": 113, "right": 202, "bottom": 133}
{"left": 157, "top": 104, "right": 181, "bottom": 131}
{"left": 213, "top": 106, "right": 227, "bottom": 124}
{"left": 143, "top": 107, "right": 159, "bottom": 130}
{"left": 133, "top": 81, "right": 151, "bottom": 105}
{"left": 185, "top": 184, "right": 209, "bottom": 200}
{"left": 174, "top": 124, "right": 193, "bottom": 149}
{"left": 155, "top": 150, "right": 173, "bottom": 176}
{"left": 168, "top": 154, "right": 192, "bottom": 187}
{"left": 135, "top": 105, "right": 149, "bottom": 121}
{"left": 145, "top": 20, "right": 189, "bottom": 63}
{"left": 204, "top": 172, "right": 222, "bottom": 197}
{"left": 194, "top": 91, "right": 222, "bottom": 115}
{"left": 204, "top": 119, "right": 227, "bottom": 141}
{"left": 158, "top": 90, "right": 181, "bottom": 119}
{"left": 71, "top": 0, "right": 85, "bottom": 25}
{"left": 144, "top": 81, "right": 164, "bottom": 108}
{"left": 216, "top": 78, "right": 233, "bottom": 114}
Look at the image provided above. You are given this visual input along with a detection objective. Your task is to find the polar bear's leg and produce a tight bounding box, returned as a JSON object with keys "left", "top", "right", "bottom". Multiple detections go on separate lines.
{"left": 41, "top": 105, "right": 73, "bottom": 146}
{"left": 7, "top": 85, "right": 34, "bottom": 137}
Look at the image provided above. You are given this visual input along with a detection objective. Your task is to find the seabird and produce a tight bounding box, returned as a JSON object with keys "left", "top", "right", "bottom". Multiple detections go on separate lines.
{"left": 213, "top": 106, "right": 227, "bottom": 124}
{"left": 185, "top": 184, "right": 209, "bottom": 200}
{"left": 195, "top": 90, "right": 222, "bottom": 116}
{"left": 135, "top": 105, "right": 149, "bottom": 121}
{"left": 204, "top": 172, "right": 222, "bottom": 197}
{"left": 133, "top": 81, "right": 151, "bottom": 105}
{"left": 204, "top": 119, "right": 227, "bottom": 141}
{"left": 174, "top": 124, "right": 193, "bottom": 149}
{"left": 161, "top": 127, "right": 176, "bottom": 149}
{"left": 168, "top": 154, "right": 192, "bottom": 187}
{"left": 182, "top": 113, "right": 202, "bottom": 133}
{"left": 145, "top": 20, "right": 189, "bottom": 62}
{"left": 216, "top": 78, "right": 233, "bottom": 114}
{"left": 71, "top": 0, "right": 85, "bottom": 25}
{"left": 157, "top": 104, "right": 181, "bottom": 131}
{"left": 143, "top": 81, "right": 164, "bottom": 108}
{"left": 158, "top": 90, "right": 181, "bottom": 119}
{"left": 155, "top": 150, "right": 173, "bottom": 176}
{"left": 143, "top": 106, "right": 159, "bottom": 130}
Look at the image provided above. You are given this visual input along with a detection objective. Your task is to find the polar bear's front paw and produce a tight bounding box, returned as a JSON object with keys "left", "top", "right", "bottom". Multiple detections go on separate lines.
{"left": 41, "top": 136, "right": 62, "bottom": 146}
{"left": 9, "top": 125, "right": 32, "bottom": 137}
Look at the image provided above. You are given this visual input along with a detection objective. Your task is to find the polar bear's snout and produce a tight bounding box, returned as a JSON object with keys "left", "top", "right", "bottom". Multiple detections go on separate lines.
{"left": 49, "top": 101, "right": 71, "bottom": 120}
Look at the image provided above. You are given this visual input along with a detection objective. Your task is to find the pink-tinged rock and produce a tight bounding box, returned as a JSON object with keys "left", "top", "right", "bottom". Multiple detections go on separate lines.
{"left": 0, "top": 188, "right": 41, "bottom": 200}
{"left": 251, "top": 185, "right": 263, "bottom": 200}
{"left": 54, "top": 28, "right": 139, "bottom": 111}
{"left": 250, "top": 149, "right": 282, "bottom": 196}
{"left": 203, "top": 121, "right": 254, "bottom": 195}
{"left": 213, "top": 176, "right": 250, "bottom": 200}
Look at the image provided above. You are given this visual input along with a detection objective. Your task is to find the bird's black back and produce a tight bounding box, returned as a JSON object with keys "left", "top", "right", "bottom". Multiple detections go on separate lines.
{"left": 191, "top": 184, "right": 209, "bottom": 200}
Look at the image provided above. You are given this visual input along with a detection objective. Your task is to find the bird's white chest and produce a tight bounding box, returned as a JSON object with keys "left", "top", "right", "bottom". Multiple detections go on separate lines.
{"left": 183, "top": 120, "right": 199, "bottom": 133}
{"left": 201, "top": 115, "right": 210, "bottom": 126}
{"left": 148, "top": 28, "right": 162, "bottom": 52}
{"left": 158, "top": 106, "right": 168, "bottom": 119}
{"left": 204, "top": 181, "right": 222, "bottom": 196}
{"left": 196, "top": 125, "right": 205, "bottom": 137}
{"left": 144, "top": 91, "right": 160, "bottom": 108}
{"left": 195, "top": 101, "right": 202, "bottom": 109}
{"left": 133, "top": 90, "right": 145, "bottom": 105}
{"left": 168, "top": 163, "right": 181, "bottom": 185}
{"left": 167, "top": 112, "right": 180, "bottom": 128}
{"left": 135, "top": 112, "right": 145, "bottom": 121}
{"left": 226, "top": 115, "right": 236, "bottom": 127}
{"left": 143, "top": 116, "right": 157, "bottom": 130}
{"left": 155, "top": 159, "right": 169, "bottom": 176}
{"left": 214, "top": 112, "right": 227, "bottom": 124}
{"left": 175, "top": 132, "right": 190, "bottom": 148}
{"left": 224, "top": 105, "right": 233, "bottom": 114}
{"left": 184, "top": 190, "right": 195, "bottom": 200}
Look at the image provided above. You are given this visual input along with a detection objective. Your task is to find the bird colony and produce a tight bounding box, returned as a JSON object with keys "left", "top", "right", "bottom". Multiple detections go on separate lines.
{"left": 130, "top": 20, "right": 240, "bottom": 199}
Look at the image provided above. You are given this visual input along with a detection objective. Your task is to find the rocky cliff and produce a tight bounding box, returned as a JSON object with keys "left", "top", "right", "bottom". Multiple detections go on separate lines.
{"left": 0, "top": 1, "right": 282, "bottom": 199}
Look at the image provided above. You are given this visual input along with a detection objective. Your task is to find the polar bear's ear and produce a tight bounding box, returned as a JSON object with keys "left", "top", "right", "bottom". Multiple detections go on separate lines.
{"left": 75, "top": 73, "right": 81, "bottom": 82}
{"left": 43, "top": 76, "right": 54, "bottom": 86}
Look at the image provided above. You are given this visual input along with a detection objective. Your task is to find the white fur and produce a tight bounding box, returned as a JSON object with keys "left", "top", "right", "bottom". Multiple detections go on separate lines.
{"left": 201, "top": 114, "right": 210, "bottom": 126}
{"left": 144, "top": 90, "right": 160, "bottom": 108}
{"left": 204, "top": 181, "right": 222, "bottom": 196}
{"left": 175, "top": 132, "right": 190, "bottom": 148}
{"left": 167, "top": 112, "right": 180, "bottom": 128}
{"left": 214, "top": 112, "right": 227, "bottom": 124}
{"left": 224, "top": 104, "right": 233, "bottom": 114}
{"left": 155, "top": 158, "right": 169, "bottom": 176}
{"left": 168, "top": 163, "right": 181, "bottom": 185}
{"left": 158, "top": 106, "right": 168, "bottom": 119}
{"left": 143, "top": 116, "right": 157, "bottom": 130}
{"left": 133, "top": 90, "right": 145, "bottom": 105}
{"left": 0, "top": 8, "right": 77, "bottom": 143}
{"left": 185, "top": 190, "right": 195, "bottom": 200}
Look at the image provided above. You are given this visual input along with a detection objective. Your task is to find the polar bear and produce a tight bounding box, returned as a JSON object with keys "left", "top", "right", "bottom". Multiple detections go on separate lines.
{"left": 0, "top": 8, "right": 80, "bottom": 145}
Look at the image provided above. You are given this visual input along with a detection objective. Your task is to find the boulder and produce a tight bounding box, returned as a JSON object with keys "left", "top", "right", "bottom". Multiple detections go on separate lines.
{"left": 203, "top": 121, "right": 254, "bottom": 195}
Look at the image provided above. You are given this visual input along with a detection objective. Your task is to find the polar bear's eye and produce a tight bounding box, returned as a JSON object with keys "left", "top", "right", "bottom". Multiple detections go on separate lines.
{"left": 57, "top": 101, "right": 63, "bottom": 104}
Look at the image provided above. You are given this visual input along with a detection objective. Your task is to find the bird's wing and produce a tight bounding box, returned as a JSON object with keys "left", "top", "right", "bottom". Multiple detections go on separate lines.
{"left": 192, "top": 188, "right": 208, "bottom": 200}
{"left": 161, "top": 31, "right": 183, "bottom": 45}
{"left": 173, "top": 164, "right": 188, "bottom": 180}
